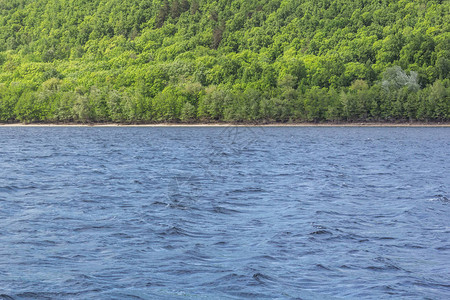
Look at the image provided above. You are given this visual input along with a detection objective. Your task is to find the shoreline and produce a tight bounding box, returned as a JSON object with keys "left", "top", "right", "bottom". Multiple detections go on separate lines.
{"left": 1, "top": 122, "right": 449, "bottom": 127}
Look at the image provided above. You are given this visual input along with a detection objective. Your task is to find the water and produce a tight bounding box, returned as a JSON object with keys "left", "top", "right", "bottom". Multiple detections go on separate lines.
{"left": 0, "top": 126, "right": 449, "bottom": 299}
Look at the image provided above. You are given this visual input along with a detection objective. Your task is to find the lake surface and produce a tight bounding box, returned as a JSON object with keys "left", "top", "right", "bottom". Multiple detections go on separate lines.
{"left": 0, "top": 126, "right": 449, "bottom": 299}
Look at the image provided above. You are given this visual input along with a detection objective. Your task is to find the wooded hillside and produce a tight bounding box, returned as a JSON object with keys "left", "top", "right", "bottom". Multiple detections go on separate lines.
{"left": 0, "top": 0, "right": 449, "bottom": 123}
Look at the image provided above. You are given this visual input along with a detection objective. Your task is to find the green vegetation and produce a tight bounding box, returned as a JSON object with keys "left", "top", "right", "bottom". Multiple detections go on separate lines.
{"left": 0, "top": 0, "right": 449, "bottom": 123}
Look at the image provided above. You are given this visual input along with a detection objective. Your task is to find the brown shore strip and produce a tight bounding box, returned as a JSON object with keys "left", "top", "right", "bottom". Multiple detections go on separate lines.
{"left": 1, "top": 122, "right": 449, "bottom": 127}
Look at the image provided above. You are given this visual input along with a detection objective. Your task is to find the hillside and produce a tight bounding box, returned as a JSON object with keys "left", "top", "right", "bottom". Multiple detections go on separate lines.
{"left": 0, "top": 0, "right": 449, "bottom": 123}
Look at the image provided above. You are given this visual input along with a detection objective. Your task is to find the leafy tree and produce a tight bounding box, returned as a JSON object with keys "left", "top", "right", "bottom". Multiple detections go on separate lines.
{"left": 180, "top": 101, "right": 196, "bottom": 122}
{"left": 156, "top": 0, "right": 170, "bottom": 28}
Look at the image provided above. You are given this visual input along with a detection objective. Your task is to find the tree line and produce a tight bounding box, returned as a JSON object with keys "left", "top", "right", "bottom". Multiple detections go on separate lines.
{"left": 0, "top": 0, "right": 449, "bottom": 123}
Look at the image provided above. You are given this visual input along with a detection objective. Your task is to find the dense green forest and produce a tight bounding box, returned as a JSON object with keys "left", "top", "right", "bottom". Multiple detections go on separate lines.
{"left": 0, "top": 0, "right": 449, "bottom": 123}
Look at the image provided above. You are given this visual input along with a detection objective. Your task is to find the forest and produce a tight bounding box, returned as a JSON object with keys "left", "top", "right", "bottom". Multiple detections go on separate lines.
{"left": 0, "top": 0, "right": 449, "bottom": 123}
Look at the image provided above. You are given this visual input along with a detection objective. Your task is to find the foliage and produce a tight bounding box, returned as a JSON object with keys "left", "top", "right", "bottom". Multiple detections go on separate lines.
{"left": 0, "top": 0, "right": 449, "bottom": 123}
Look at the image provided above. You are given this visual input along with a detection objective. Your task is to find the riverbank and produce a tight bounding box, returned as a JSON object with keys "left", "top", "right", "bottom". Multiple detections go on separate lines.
{"left": 1, "top": 122, "right": 449, "bottom": 127}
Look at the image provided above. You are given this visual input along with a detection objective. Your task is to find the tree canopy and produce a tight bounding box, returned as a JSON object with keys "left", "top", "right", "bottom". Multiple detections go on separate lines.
{"left": 0, "top": 0, "right": 449, "bottom": 123}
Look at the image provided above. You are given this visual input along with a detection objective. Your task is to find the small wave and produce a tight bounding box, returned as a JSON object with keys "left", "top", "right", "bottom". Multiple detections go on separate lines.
{"left": 436, "top": 245, "right": 450, "bottom": 251}
{"left": 0, "top": 186, "right": 19, "bottom": 193}
{"left": 366, "top": 257, "right": 404, "bottom": 272}
{"left": 73, "top": 225, "right": 114, "bottom": 232}
{"left": 14, "top": 240, "right": 58, "bottom": 246}
{"left": 366, "top": 265, "right": 401, "bottom": 272}
{"left": 229, "top": 187, "right": 266, "bottom": 194}
{"left": 110, "top": 232, "right": 133, "bottom": 239}
{"left": 310, "top": 230, "right": 333, "bottom": 235}
{"left": 105, "top": 291, "right": 149, "bottom": 299}
{"left": 315, "top": 264, "right": 333, "bottom": 271}
{"left": 315, "top": 210, "right": 342, "bottom": 216}
{"left": 206, "top": 273, "right": 247, "bottom": 287}
{"left": 430, "top": 194, "right": 449, "bottom": 203}
{"left": 165, "top": 203, "right": 191, "bottom": 210}
{"left": 211, "top": 206, "right": 240, "bottom": 214}
{"left": 339, "top": 264, "right": 356, "bottom": 270}
{"left": 158, "top": 226, "right": 193, "bottom": 237}
{"left": 251, "top": 255, "right": 278, "bottom": 261}
{"left": 182, "top": 249, "right": 212, "bottom": 262}
{"left": 14, "top": 291, "right": 82, "bottom": 299}
{"left": 399, "top": 243, "right": 425, "bottom": 249}
{"left": 415, "top": 279, "right": 450, "bottom": 289}
{"left": 252, "top": 272, "right": 274, "bottom": 283}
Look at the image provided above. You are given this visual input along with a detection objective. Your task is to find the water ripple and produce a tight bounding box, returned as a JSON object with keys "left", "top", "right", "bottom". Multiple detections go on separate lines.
{"left": 0, "top": 127, "right": 449, "bottom": 299}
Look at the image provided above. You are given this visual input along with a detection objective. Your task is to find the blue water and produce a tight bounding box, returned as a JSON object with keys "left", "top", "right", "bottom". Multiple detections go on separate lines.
{"left": 0, "top": 126, "right": 449, "bottom": 299}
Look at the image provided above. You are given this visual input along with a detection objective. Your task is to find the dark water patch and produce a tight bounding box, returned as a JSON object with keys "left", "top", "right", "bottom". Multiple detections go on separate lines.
{"left": 399, "top": 243, "right": 426, "bottom": 249}
{"left": 251, "top": 272, "right": 274, "bottom": 284}
{"left": 436, "top": 245, "right": 450, "bottom": 251}
{"left": 315, "top": 264, "right": 333, "bottom": 271}
{"left": 375, "top": 236, "right": 396, "bottom": 240}
{"left": 251, "top": 255, "right": 279, "bottom": 262}
{"left": 73, "top": 225, "right": 115, "bottom": 232}
{"left": 431, "top": 194, "right": 449, "bottom": 203}
{"left": 210, "top": 205, "right": 241, "bottom": 215}
{"left": 365, "top": 257, "right": 405, "bottom": 272}
{"left": 158, "top": 226, "right": 191, "bottom": 237}
{"left": 310, "top": 230, "right": 333, "bottom": 235}
{"left": 12, "top": 291, "right": 86, "bottom": 299}
{"left": 412, "top": 279, "right": 450, "bottom": 290}
{"left": 0, "top": 186, "right": 20, "bottom": 193}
